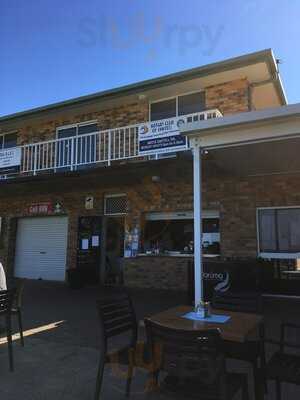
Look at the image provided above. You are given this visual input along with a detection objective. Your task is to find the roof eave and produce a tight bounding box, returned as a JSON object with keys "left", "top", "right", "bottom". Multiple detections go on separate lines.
{"left": 0, "top": 49, "right": 285, "bottom": 124}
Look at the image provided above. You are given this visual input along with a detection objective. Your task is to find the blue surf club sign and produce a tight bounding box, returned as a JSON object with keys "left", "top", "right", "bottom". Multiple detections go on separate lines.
{"left": 138, "top": 117, "right": 188, "bottom": 156}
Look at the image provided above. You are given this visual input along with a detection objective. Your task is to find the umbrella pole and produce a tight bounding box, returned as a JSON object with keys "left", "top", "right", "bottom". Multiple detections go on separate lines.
{"left": 193, "top": 143, "right": 203, "bottom": 306}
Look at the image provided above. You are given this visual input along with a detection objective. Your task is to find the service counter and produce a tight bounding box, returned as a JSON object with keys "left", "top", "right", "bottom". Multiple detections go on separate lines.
{"left": 123, "top": 254, "right": 194, "bottom": 291}
{"left": 123, "top": 254, "right": 267, "bottom": 296}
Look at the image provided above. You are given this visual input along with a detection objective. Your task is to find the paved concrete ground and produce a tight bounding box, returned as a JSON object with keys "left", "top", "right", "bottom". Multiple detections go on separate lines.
{"left": 0, "top": 280, "right": 300, "bottom": 399}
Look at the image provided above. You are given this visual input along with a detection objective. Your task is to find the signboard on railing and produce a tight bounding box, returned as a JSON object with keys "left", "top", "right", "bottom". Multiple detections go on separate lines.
{"left": 138, "top": 117, "right": 188, "bottom": 156}
{"left": 0, "top": 148, "right": 21, "bottom": 170}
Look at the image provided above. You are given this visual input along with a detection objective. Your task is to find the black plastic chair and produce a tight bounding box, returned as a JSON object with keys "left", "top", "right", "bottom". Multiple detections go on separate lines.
{"left": 212, "top": 291, "right": 266, "bottom": 400}
{"left": 144, "top": 319, "right": 249, "bottom": 400}
{"left": 95, "top": 290, "right": 148, "bottom": 399}
{"left": 0, "top": 288, "right": 17, "bottom": 372}
{"left": 266, "top": 322, "right": 300, "bottom": 400}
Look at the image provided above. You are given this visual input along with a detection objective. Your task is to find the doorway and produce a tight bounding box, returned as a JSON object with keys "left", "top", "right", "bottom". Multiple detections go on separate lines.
{"left": 105, "top": 217, "right": 125, "bottom": 284}
{"left": 77, "top": 216, "right": 102, "bottom": 283}
{"left": 76, "top": 216, "right": 125, "bottom": 285}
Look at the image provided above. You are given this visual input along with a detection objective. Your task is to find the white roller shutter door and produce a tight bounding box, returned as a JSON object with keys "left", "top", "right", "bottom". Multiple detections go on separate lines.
{"left": 14, "top": 216, "right": 68, "bottom": 281}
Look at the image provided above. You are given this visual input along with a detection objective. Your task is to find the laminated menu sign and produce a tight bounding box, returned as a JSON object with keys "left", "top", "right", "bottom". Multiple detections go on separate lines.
{"left": 124, "top": 226, "right": 140, "bottom": 258}
{"left": 92, "top": 235, "right": 99, "bottom": 247}
{"left": 81, "top": 239, "right": 89, "bottom": 250}
{"left": 138, "top": 117, "right": 188, "bottom": 156}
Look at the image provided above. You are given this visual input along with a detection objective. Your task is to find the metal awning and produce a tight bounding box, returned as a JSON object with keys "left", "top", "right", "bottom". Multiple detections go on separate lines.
{"left": 182, "top": 103, "right": 300, "bottom": 305}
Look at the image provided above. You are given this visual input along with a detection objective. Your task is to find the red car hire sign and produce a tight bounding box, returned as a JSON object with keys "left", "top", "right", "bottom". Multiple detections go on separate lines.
{"left": 28, "top": 202, "right": 53, "bottom": 215}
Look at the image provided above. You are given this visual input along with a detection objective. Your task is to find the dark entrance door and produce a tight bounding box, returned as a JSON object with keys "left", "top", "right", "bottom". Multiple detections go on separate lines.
{"left": 77, "top": 216, "right": 102, "bottom": 283}
{"left": 105, "top": 217, "right": 125, "bottom": 283}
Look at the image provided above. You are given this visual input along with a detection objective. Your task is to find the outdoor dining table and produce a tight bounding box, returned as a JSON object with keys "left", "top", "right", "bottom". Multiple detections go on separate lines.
{"left": 147, "top": 305, "right": 263, "bottom": 343}
{"left": 145, "top": 305, "right": 264, "bottom": 400}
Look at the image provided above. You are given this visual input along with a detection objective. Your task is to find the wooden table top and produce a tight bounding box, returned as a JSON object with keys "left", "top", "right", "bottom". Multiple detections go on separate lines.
{"left": 146, "top": 306, "right": 263, "bottom": 343}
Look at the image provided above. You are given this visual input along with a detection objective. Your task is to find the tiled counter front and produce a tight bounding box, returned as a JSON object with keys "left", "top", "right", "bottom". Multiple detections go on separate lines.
{"left": 123, "top": 256, "right": 192, "bottom": 291}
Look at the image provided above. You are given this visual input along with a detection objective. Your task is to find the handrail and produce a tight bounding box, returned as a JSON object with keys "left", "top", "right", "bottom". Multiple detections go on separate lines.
{"left": 1, "top": 109, "right": 222, "bottom": 179}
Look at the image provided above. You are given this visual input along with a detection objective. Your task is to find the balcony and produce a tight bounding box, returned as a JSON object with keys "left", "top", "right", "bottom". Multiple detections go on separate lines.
{"left": 0, "top": 109, "right": 222, "bottom": 180}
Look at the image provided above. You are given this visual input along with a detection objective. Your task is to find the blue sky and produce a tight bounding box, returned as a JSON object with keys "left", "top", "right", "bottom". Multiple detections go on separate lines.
{"left": 1, "top": 0, "right": 300, "bottom": 117}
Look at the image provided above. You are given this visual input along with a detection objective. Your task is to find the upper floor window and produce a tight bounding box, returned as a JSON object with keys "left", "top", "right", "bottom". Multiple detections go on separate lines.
{"left": 56, "top": 122, "right": 98, "bottom": 169}
{"left": 0, "top": 132, "right": 17, "bottom": 149}
{"left": 258, "top": 207, "right": 300, "bottom": 254}
{"left": 150, "top": 91, "right": 205, "bottom": 121}
{"left": 178, "top": 92, "right": 206, "bottom": 116}
{"left": 150, "top": 98, "right": 176, "bottom": 121}
{"left": 57, "top": 122, "right": 98, "bottom": 139}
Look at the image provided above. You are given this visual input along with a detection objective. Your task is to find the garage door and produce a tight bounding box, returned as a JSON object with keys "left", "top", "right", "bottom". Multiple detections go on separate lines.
{"left": 14, "top": 216, "right": 68, "bottom": 281}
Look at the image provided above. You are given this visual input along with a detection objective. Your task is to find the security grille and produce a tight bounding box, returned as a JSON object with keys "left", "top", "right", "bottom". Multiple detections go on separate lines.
{"left": 104, "top": 194, "right": 127, "bottom": 215}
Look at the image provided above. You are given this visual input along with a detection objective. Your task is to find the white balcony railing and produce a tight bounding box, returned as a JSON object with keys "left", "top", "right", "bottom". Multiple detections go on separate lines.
{"left": 21, "top": 123, "right": 140, "bottom": 174}
{"left": 4, "top": 109, "right": 222, "bottom": 178}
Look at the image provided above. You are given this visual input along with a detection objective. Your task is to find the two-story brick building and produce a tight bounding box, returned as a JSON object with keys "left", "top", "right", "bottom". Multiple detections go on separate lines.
{"left": 1, "top": 49, "right": 294, "bottom": 291}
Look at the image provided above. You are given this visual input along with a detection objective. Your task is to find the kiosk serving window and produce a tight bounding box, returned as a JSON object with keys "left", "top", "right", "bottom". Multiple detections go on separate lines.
{"left": 258, "top": 207, "right": 300, "bottom": 255}
{"left": 143, "top": 211, "right": 220, "bottom": 255}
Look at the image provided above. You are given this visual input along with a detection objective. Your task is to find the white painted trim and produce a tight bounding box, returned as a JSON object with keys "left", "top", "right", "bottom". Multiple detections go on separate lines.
{"left": 259, "top": 252, "right": 300, "bottom": 260}
{"left": 0, "top": 130, "right": 18, "bottom": 136}
{"left": 145, "top": 210, "right": 219, "bottom": 220}
{"left": 202, "top": 132, "right": 300, "bottom": 151}
{"left": 104, "top": 193, "right": 127, "bottom": 198}
{"left": 182, "top": 103, "right": 300, "bottom": 138}
{"left": 78, "top": 120, "right": 98, "bottom": 127}
{"left": 257, "top": 206, "right": 300, "bottom": 211}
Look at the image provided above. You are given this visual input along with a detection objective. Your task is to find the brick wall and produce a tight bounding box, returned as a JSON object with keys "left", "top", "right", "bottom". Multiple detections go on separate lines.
{"left": 0, "top": 76, "right": 262, "bottom": 283}
{"left": 16, "top": 101, "right": 149, "bottom": 145}
{"left": 220, "top": 173, "right": 300, "bottom": 258}
{"left": 123, "top": 256, "right": 189, "bottom": 291}
{"left": 1, "top": 160, "right": 300, "bottom": 281}
{"left": 206, "top": 78, "right": 250, "bottom": 115}
{"left": 0, "top": 78, "right": 251, "bottom": 145}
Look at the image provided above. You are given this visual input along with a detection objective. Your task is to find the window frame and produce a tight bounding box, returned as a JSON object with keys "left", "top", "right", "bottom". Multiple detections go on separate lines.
{"left": 56, "top": 120, "right": 98, "bottom": 139}
{"left": 55, "top": 121, "right": 99, "bottom": 170}
{"left": 149, "top": 90, "right": 206, "bottom": 122}
{"left": 143, "top": 210, "right": 220, "bottom": 254}
{"left": 0, "top": 131, "right": 18, "bottom": 149}
{"left": 257, "top": 206, "right": 300, "bottom": 259}
{"left": 104, "top": 193, "right": 127, "bottom": 216}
